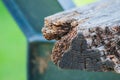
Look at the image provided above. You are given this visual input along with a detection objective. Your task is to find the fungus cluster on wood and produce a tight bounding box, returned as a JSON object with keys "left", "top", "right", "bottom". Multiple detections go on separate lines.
{"left": 42, "top": 0, "right": 120, "bottom": 73}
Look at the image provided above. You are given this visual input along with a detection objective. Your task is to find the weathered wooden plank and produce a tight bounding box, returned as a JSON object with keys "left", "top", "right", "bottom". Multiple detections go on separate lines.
{"left": 42, "top": 0, "right": 120, "bottom": 73}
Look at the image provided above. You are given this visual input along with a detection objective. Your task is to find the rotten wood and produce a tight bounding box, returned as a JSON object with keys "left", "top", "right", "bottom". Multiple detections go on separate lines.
{"left": 42, "top": 0, "right": 120, "bottom": 73}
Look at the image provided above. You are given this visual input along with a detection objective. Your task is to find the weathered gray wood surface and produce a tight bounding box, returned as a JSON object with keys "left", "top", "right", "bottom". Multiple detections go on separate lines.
{"left": 42, "top": 0, "right": 120, "bottom": 73}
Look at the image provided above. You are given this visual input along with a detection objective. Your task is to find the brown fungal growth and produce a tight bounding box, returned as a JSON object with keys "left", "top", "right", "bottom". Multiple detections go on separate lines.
{"left": 42, "top": 0, "right": 120, "bottom": 73}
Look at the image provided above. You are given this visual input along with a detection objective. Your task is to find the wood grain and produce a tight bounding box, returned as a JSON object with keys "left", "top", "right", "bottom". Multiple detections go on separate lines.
{"left": 42, "top": 0, "right": 120, "bottom": 73}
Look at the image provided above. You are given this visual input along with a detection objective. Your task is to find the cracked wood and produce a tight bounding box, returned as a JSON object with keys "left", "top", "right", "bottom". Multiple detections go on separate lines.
{"left": 42, "top": 0, "right": 120, "bottom": 73}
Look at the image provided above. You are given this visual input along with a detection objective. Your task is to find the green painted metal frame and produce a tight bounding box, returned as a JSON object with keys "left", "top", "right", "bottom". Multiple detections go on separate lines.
{"left": 2, "top": 0, "right": 76, "bottom": 80}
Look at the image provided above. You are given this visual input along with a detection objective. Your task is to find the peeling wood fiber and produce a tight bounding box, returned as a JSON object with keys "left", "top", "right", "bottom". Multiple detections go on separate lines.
{"left": 42, "top": 0, "right": 120, "bottom": 73}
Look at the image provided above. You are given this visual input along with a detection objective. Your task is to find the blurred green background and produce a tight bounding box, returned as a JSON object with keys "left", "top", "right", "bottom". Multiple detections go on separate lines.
{"left": 74, "top": 0, "right": 96, "bottom": 6}
{"left": 0, "top": 0, "right": 96, "bottom": 80}
{"left": 0, "top": 0, "right": 27, "bottom": 80}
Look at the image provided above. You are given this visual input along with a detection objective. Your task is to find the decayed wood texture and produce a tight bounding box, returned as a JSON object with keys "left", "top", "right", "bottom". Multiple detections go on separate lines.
{"left": 42, "top": 0, "right": 120, "bottom": 73}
